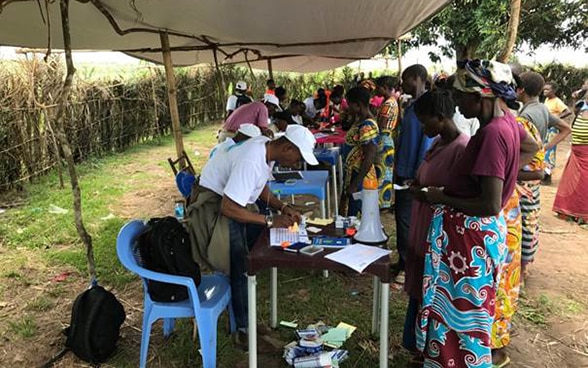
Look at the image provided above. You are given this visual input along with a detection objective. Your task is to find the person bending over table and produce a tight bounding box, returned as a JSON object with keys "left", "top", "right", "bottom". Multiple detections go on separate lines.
{"left": 218, "top": 94, "right": 281, "bottom": 143}
{"left": 185, "top": 125, "right": 319, "bottom": 348}
{"left": 340, "top": 87, "right": 381, "bottom": 216}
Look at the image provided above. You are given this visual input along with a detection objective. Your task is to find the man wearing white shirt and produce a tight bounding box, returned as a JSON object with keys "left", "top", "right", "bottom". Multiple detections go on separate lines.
{"left": 225, "top": 81, "right": 253, "bottom": 118}
{"left": 209, "top": 124, "right": 261, "bottom": 159}
{"left": 187, "top": 125, "right": 319, "bottom": 345}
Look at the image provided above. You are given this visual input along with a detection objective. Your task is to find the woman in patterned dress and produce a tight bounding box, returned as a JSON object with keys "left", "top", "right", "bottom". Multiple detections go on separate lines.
{"left": 340, "top": 87, "right": 380, "bottom": 216}
{"left": 374, "top": 76, "right": 400, "bottom": 210}
{"left": 490, "top": 116, "right": 544, "bottom": 366}
{"left": 417, "top": 60, "right": 539, "bottom": 368}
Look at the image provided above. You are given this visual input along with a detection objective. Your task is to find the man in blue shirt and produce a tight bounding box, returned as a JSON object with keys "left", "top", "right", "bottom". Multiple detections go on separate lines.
{"left": 394, "top": 64, "right": 434, "bottom": 283}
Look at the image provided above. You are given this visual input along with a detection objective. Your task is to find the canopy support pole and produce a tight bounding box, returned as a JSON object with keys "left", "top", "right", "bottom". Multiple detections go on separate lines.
{"left": 267, "top": 58, "right": 274, "bottom": 80}
{"left": 160, "top": 31, "right": 185, "bottom": 164}
{"left": 397, "top": 39, "right": 402, "bottom": 75}
{"left": 213, "top": 47, "right": 227, "bottom": 110}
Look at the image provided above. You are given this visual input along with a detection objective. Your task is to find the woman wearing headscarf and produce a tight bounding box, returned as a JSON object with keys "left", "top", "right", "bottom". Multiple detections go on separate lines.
{"left": 416, "top": 60, "right": 538, "bottom": 368}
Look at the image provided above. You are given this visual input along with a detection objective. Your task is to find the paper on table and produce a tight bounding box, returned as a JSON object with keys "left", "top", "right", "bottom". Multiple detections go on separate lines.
{"left": 306, "top": 218, "right": 333, "bottom": 226}
{"left": 325, "top": 244, "right": 391, "bottom": 273}
{"left": 306, "top": 226, "right": 322, "bottom": 234}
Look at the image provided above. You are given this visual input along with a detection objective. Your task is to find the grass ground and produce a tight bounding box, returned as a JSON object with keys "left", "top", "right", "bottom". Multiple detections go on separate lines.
{"left": 1, "top": 124, "right": 587, "bottom": 367}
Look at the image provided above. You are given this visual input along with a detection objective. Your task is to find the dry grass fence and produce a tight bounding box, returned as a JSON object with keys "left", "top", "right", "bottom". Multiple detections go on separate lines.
{"left": 0, "top": 57, "right": 356, "bottom": 195}
{"left": 0, "top": 57, "right": 226, "bottom": 194}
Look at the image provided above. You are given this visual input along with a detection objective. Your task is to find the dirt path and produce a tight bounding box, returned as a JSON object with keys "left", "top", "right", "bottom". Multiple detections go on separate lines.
{"left": 509, "top": 140, "right": 588, "bottom": 368}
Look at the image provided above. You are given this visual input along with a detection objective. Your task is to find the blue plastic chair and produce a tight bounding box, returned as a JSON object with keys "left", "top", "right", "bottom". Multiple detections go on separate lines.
{"left": 176, "top": 171, "right": 196, "bottom": 198}
{"left": 116, "top": 220, "right": 235, "bottom": 368}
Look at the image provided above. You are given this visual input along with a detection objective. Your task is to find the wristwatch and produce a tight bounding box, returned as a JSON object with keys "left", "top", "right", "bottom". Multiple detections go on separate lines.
{"left": 265, "top": 214, "right": 274, "bottom": 228}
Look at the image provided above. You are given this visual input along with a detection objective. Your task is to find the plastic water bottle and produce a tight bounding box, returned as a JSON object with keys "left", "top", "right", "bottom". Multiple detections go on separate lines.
{"left": 174, "top": 200, "right": 185, "bottom": 221}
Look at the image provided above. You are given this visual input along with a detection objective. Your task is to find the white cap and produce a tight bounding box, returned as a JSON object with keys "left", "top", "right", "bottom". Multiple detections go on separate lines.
{"left": 284, "top": 125, "right": 318, "bottom": 165}
{"left": 237, "top": 123, "right": 261, "bottom": 138}
{"left": 263, "top": 93, "right": 282, "bottom": 111}
{"left": 235, "top": 81, "right": 247, "bottom": 90}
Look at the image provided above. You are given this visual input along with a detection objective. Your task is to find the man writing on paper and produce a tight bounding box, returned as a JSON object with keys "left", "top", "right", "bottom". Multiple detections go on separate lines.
{"left": 186, "top": 125, "right": 319, "bottom": 348}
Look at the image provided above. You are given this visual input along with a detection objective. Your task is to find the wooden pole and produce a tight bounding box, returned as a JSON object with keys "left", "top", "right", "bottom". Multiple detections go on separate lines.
{"left": 213, "top": 47, "right": 227, "bottom": 112}
{"left": 397, "top": 39, "right": 402, "bottom": 75}
{"left": 160, "top": 31, "right": 185, "bottom": 163}
{"left": 267, "top": 58, "right": 274, "bottom": 80}
{"left": 57, "top": 0, "right": 96, "bottom": 281}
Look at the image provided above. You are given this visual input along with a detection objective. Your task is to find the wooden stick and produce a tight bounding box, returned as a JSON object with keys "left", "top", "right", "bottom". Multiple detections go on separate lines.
{"left": 267, "top": 58, "right": 274, "bottom": 80}
{"left": 53, "top": 0, "right": 96, "bottom": 280}
{"left": 160, "top": 31, "right": 185, "bottom": 166}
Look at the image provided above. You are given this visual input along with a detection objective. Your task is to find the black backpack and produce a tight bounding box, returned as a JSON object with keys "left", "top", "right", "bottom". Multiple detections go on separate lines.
{"left": 137, "top": 217, "right": 201, "bottom": 302}
{"left": 41, "top": 284, "right": 126, "bottom": 367}
{"left": 64, "top": 284, "right": 126, "bottom": 364}
{"left": 235, "top": 93, "right": 252, "bottom": 109}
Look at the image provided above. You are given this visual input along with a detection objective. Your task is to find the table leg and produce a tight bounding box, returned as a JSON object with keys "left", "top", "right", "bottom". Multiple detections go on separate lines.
{"left": 372, "top": 277, "right": 381, "bottom": 334}
{"left": 379, "top": 280, "right": 390, "bottom": 368}
{"left": 248, "top": 275, "right": 257, "bottom": 368}
{"left": 326, "top": 179, "right": 331, "bottom": 218}
{"left": 270, "top": 267, "right": 277, "bottom": 328}
{"left": 331, "top": 165, "right": 339, "bottom": 216}
{"left": 337, "top": 154, "right": 344, "bottom": 192}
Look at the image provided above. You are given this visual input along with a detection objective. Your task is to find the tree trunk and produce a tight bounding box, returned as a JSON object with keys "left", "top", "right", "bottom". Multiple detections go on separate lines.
{"left": 54, "top": 0, "right": 96, "bottom": 280}
{"left": 498, "top": 0, "right": 522, "bottom": 62}
{"left": 456, "top": 42, "right": 479, "bottom": 60}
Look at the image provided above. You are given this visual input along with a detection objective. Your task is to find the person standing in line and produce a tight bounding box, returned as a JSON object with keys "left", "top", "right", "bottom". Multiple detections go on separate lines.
{"left": 374, "top": 76, "right": 400, "bottom": 210}
{"left": 553, "top": 91, "right": 588, "bottom": 226}
{"left": 401, "top": 90, "right": 470, "bottom": 358}
{"left": 542, "top": 81, "right": 573, "bottom": 184}
{"left": 416, "top": 59, "right": 539, "bottom": 368}
{"left": 393, "top": 64, "right": 434, "bottom": 285}
{"left": 516, "top": 72, "right": 571, "bottom": 272}
{"left": 340, "top": 87, "right": 381, "bottom": 216}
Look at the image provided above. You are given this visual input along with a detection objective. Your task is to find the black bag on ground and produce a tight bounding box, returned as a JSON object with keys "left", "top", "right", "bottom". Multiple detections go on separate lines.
{"left": 64, "top": 285, "right": 126, "bottom": 364}
{"left": 137, "top": 216, "right": 201, "bottom": 302}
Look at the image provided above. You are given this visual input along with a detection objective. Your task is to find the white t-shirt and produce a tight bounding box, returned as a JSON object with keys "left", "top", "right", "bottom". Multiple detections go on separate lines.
{"left": 304, "top": 97, "right": 317, "bottom": 119}
{"left": 200, "top": 136, "right": 272, "bottom": 207}
{"left": 226, "top": 94, "right": 252, "bottom": 112}
{"left": 209, "top": 138, "right": 235, "bottom": 158}
{"left": 453, "top": 107, "right": 480, "bottom": 137}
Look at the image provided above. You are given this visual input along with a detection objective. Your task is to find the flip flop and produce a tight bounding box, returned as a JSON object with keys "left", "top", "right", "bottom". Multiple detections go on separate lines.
{"left": 492, "top": 355, "right": 511, "bottom": 368}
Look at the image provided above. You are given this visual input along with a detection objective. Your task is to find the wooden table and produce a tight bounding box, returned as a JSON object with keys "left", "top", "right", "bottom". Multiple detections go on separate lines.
{"left": 246, "top": 226, "right": 391, "bottom": 368}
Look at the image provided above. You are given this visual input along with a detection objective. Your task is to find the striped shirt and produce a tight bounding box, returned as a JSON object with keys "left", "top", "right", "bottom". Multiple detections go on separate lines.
{"left": 572, "top": 116, "right": 588, "bottom": 145}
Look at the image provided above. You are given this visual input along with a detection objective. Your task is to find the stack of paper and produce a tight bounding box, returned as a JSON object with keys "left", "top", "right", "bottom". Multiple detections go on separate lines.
{"left": 324, "top": 244, "right": 391, "bottom": 273}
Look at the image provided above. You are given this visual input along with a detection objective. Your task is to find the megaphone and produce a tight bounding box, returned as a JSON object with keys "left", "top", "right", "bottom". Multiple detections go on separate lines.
{"left": 353, "top": 176, "right": 388, "bottom": 245}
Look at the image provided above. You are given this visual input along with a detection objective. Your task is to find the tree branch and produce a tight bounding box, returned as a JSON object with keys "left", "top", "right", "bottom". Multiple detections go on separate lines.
{"left": 498, "top": 0, "right": 521, "bottom": 62}
{"left": 52, "top": 0, "right": 96, "bottom": 281}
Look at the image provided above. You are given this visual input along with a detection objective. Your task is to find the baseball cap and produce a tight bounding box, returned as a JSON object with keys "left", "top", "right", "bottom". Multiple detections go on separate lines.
{"left": 263, "top": 93, "right": 282, "bottom": 111}
{"left": 284, "top": 125, "right": 318, "bottom": 165}
{"left": 237, "top": 123, "right": 261, "bottom": 138}
{"left": 235, "top": 81, "right": 247, "bottom": 90}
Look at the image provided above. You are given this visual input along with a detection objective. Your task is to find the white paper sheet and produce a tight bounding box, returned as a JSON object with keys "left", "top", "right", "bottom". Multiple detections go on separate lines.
{"left": 324, "top": 244, "right": 391, "bottom": 273}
